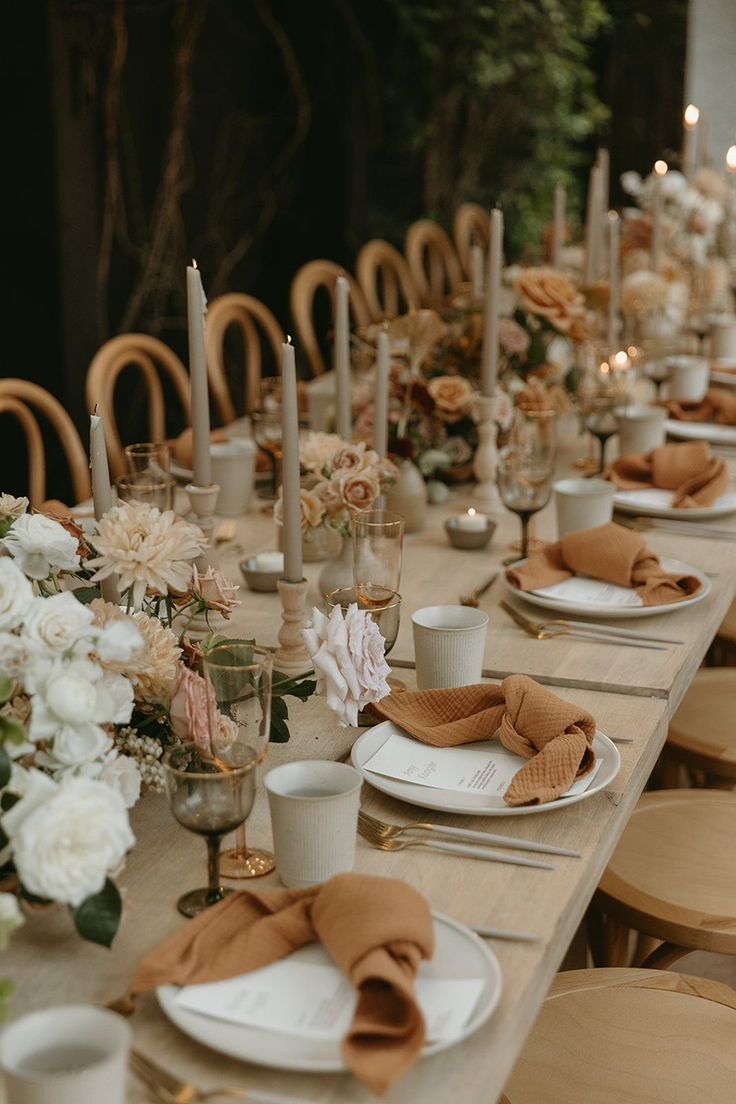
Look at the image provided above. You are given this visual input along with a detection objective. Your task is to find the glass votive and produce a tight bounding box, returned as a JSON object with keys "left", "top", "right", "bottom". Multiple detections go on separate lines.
{"left": 116, "top": 473, "right": 176, "bottom": 511}
{"left": 124, "top": 442, "right": 171, "bottom": 478}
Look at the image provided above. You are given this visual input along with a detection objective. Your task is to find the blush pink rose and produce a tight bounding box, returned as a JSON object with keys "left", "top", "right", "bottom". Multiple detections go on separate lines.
{"left": 169, "top": 664, "right": 217, "bottom": 756}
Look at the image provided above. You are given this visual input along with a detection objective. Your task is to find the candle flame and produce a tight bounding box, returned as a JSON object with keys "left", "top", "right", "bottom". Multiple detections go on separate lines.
{"left": 654, "top": 159, "right": 668, "bottom": 176}
{"left": 627, "top": 346, "right": 638, "bottom": 358}
{"left": 600, "top": 362, "right": 610, "bottom": 375}
{"left": 192, "top": 259, "right": 198, "bottom": 269}
{"left": 684, "top": 104, "right": 699, "bottom": 128}
{"left": 467, "top": 508, "right": 477, "bottom": 518}
{"left": 287, "top": 334, "right": 293, "bottom": 344}
{"left": 727, "top": 145, "right": 736, "bottom": 172}
{"left": 613, "top": 350, "right": 629, "bottom": 369}
{"left": 608, "top": 209, "right": 618, "bottom": 223}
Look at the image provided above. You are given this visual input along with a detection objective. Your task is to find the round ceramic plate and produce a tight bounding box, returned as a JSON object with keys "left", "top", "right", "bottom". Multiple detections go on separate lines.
{"left": 157, "top": 912, "right": 502, "bottom": 1072}
{"left": 170, "top": 459, "right": 271, "bottom": 487}
{"left": 665, "top": 418, "right": 736, "bottom": 445}
{"left": 351, "top": 722, "right": 620, "bottom": 817}
{"left": 613, "top": 487, "right": 736, "bottom": 520}
{"left": 710, "top": 359, "right": 736, "bottom": 388}
{"left": 504, "top": 557, "right": 709, "bottom": 620}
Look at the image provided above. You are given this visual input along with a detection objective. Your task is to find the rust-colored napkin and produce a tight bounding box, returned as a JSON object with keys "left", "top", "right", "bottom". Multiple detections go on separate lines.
{"left": 606, "top": 441, "right": 729, "bottom": 507}
{"left": 506, "top": 522, "right": 702, "bottom": 607}
{"left": 124, "top": 874, "right": 433, "bottom": 1095}
{"left": 664, "top": 388, "right": 736, "bottom": 426}
{"left": 374, "top": 674, "right": 596, "bottom": 807}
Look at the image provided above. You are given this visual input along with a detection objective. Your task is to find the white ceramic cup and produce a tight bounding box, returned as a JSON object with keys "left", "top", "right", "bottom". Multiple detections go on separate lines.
{"left": 666, "top": 355, "right": 709, "bottom": 401}
{"left": 265, "top": 760, "right": 362, "bottom": 888}
{"left": 210, "top": 438, "right": 257, "bottom": 516}
{"left": 0, "top": 1005, "right": 131, "bottom": 1104}
{"left": 554, "top": 478, "right": 614, "bottom": 537}
{"left": 710, "top": 315, "right": 736, "bottom": 360}
{"left": 615, "top": 405, "right": 667, "bottom": 456}
{"left": 411, "top": 605, "right": 489, "bottom": 690}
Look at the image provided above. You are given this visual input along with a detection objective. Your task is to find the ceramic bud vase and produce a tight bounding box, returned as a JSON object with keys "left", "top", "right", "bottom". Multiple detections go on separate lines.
{"left": 317, "top": 532, "right": 354, "bottom": 599}
{"left": 385, "top": 459, "right": 428, "bottom": 533}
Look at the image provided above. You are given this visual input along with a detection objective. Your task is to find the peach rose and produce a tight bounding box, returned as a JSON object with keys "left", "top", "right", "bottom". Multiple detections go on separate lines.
{"left": 515, "top": 267, "right": 591, "bottom": 340}
{"left": 274, "top": 488, "right": 327, "bottom": 532}
{"left": 331, "top": 443, "right": 378, "bottom": 474}
{"left": 427, "top": 376, "right": 474, "bottom": 422}
{"left": 192, "top": 567, "right": 240, "bottom": 618}
{"left": 337, "top": 470, "right": 380, "bottom": 511}
{"left": 299, "top": 432, "right": 344, "bottom": 474}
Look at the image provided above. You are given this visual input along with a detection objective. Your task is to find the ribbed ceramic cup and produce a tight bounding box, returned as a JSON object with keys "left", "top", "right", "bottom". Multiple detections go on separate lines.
{"left": 710, "top": 315, "right": 736, "bottom": 359}
{"left": 265, "top": 760, "right": 362, "bottom": 888}
{"left": 210, "top": 438, "right": 257, "bottom": 516}
{"left": 0, "top": 1005, "right": 131, "bottom": 1104}
{"left": 554, "top": 478, "right": 614, "bottom": 537}
{"left": 666, "top": 356, "right": 709, "bottom": 401}
{"left": 615, "top": 405, "right": 667, "bottom": 456}
{"left": 412, "top": 605, "right": 489, "bottom": 690}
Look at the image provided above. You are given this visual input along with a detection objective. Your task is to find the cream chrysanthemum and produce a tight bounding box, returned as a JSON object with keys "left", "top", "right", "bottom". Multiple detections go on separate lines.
{"left": 90, "top": 599, "right": 181, "bottom": 703}
{"left": 87, "top": 502, "right": 205, "bottom": 607}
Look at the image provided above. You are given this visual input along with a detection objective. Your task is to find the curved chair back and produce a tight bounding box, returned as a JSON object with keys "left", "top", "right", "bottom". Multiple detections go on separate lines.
{"left": 356, "top": 239, "right": 421, "bottom": 321}
{"left": 0, "top": 380, "right": 91, "bottom": 506}
{"left": 205, "top": 293, "right": 285, "bottom": 423}
{"left": 453, "top": 203, "right": 490, "bottom": 276}
{"left": 290, "top": 260, "right": 370, "bottom": 377}
{"left": 86, "top": 334, "right": 191, "bottom": 479}
{"left": 405, "top": 219, "right": 463, "bottom": 305}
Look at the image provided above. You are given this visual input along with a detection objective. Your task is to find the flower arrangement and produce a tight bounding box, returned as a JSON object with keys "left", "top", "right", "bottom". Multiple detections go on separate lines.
{"left": 621, "top": 167, "right": 728, "bottom": 270}
{"left": 0, "top": 495, "right": 314, "bottom": 948}
{"left": 303, "top": 604, "right": 391, "bottom": 726}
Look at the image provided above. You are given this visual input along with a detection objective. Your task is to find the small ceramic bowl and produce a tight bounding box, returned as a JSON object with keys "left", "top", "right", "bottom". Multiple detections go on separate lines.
{"left": 240, "top": 557, "right": 281, "bottom": 592}
{"left": 444, "top": 516, "right": 496, "bottom": 550}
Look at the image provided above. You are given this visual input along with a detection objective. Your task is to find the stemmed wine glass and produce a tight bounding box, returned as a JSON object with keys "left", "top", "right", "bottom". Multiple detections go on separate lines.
{"left": 252, "top": 379, "right": 284, "bottom": 500}
{"left": 162, "top": 645, "right": 273, "bottom": 916}
{"left": 497, "top": 448, "right": 554, "bottom": 563}
{"left": 326, "top": 586, "right": 402, "bottom": 658}
{"left": 351, "top": 508, "right": 404, "bottom": 592}
{"left": 584, "top": 393, "right": 619, "bottom": 474}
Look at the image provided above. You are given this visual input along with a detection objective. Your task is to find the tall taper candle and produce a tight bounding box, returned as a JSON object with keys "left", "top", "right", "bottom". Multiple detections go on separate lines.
{"left": 651, "top": 160, "right": 667, "bottom": 272}
{"left": 187, "top": 261, "right": 211, "bottom": 487}
{"left": 89, "top": 410, "right": 120, "bottom": 602}
{"left": 280, "top": 338, "right": 303, "bottom": 584}
{"left": 334, "top": 275, "right": 352, "bottom": 441}
{"left": 682, "top": 104, "right": 699, "bottom": 179}
{"left": 583, "top": 163, "right": 602, "bottom": 285}
{"left": 374, "top": 328, "right": 390, "bottom": 458}
{"left": 480, "top": 208, "right": 503, "bottom": 397}
{"left": 607, "top": 211, "right": 621, "bottom": 350}
{"left": 470, "top": 244, "right": 484, "bottom": 299}
{"left": 552, "top": 182, "right": 566, "bottom": 267}
{"left": 597, "top": 149, "right": 610, "bottom": 273}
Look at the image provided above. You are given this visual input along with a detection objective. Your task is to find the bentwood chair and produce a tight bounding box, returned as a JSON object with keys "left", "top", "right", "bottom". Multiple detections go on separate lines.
{"left": 205, "top": 294, "right": 285, "bottom": 424}
{"left": 289, "top": 260, "right": 370, "bottom": 377}
{"left": 356, "top": 239, "right": 421, "bottom": 321}
{"left": 86, "top": 334, "right": 192, "bottom": 479}
{"left": 501, "top": 968, "right": 736, "bottom": 1103}
{"left": 404, "top": 219, "right": 464, "bottom": 306}
{"left": 659, "top": 669, "right": 736, "bottom": 787}
{"left": 453, "top": 202, "right": 490, "bottom": 277}
{"left": 0, "top": 379, "right": 91, "bottom": 506}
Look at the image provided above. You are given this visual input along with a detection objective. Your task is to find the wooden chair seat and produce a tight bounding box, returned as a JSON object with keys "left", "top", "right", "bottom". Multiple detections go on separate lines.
{"left": 356, "top": 239, "right": 420, "bottom": 320}
{"left": 404, "top": 219, "right": 463, "bottom": 306}
{"left": 594, "top": 790, "right": 736, "bottom": 966}
{"left": 502, "top": 968, "right": 736, "bottom": 1104}
{"left": 453, "top": 202, "right": 489, "bottom": 277}
{"left": 716, "top": 598, "right": 736, "bottom": 643}
{"left": 666, "top": 669, "right": 736, "bottom": 780}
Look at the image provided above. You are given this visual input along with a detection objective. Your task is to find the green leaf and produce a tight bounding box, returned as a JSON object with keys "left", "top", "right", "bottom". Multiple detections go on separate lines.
{"left": 0, "top": 749, "right": 11, "bottom": 790}
{"left": 271, "top": 697, "right": 288, "bottom": 720}
{"left": 71, "top": 586, "right": 102, "bottom": 605}
{"left": 269, "top": 713, "right": 291, "bottom": 743}
{"left": 0, "top": 716, "right": 26, "bottom": 746}
{"left": 71, "top": 879, "right": 122, "bottom": 948}
{"left": 0, "top": 793, "right": 19, "bottom": 812}
{"left": 0, "top": 677, "right": 13, "bottom": 705}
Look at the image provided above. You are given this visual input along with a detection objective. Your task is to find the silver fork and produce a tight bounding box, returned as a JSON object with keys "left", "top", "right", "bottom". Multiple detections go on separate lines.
{"left": 130, "top": 1049, "right": 311, "bottom": 1104}
{"left": 358, "top": 809, "right": 580, "bottom": 858}
{"left": 357, "top": 816, "right": 553, "bottom": 869}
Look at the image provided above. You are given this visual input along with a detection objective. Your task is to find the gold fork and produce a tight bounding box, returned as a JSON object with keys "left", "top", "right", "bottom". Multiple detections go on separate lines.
{"left": 130, "top": 1049, "right": 310, "bottom": 1104}
{"left": 357, "top": 816, "right": 553, "bottom": 869}
{"left": 499, "top": 601, "right": 667, "bottom": 650}
{"left": 460, "top": 571, "right": 499, "bottom": 607}
{"left": 358, "top": 810, "right": 580, "bottom": 857}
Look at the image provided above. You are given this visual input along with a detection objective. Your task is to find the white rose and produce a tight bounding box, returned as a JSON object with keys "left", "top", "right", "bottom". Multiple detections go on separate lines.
{"left": 0, "top": 559, "right": 33, "bottom": 632}
{"left": 95, "top": 618, "right": 144, "bottom": 664}
{"left": 0, "top": 633, "right": 36, "bottom": 677}
{"left": 24, "top": 592, "right": 96, "bottom": 656}
{"left": 96, "top": 752, "right": 141, "bottom": 808}
{"left": 619, "top": 171, "right": 642, "bottom": 198}
{"left": 0, "top": 892, "right": 23, "bottom": 950}
{"left": 94, "top": 670, "right": 134, "bottom": 724}
{"left": 27, "top": 659, "right": 132, "bottom": 743}
{"left": 45, "top": 724, "right": 112, "bottom": 767}
{"left": 0, "top": 495, "right": 29, "bottom": 522}
{"left": 4, "top": 775, "right": 134, "bottom": 907}
{"left": 4, "top": 514, "right": 80, "bottom": 580}
{"left": 303, "top": 604, "right": 391, "bottom": 726}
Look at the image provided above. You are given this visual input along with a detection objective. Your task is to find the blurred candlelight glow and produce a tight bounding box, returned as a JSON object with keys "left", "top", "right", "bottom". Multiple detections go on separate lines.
{"left": 654, "top": 159, "right": 668, "bottom": 176}
{"left": 726, "top": 146, "right": 736, "bottom": 173}
{"left": 684, "top": 104, "right": 700, "bottom": 129}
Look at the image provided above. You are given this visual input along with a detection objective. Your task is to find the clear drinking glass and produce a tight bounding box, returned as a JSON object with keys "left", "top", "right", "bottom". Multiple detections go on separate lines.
{"left": 115, "top": 473, "right": 176, "bottom": 510}
{"left": 201, "top": 644, "right": 274, "bottom": 883}
{"left": 584, "top": 394, "right": 620, "bottom": 474}
{"left": 498, "top": 449, "right": 554, "bottom": 562}
{"left": 326, "top": 585, "right": 401, "bottom": 657}
{"left": 252, "top": 411, "right": 283, "bottom": 501}
{"left": 351, "top": 509, "right": 405, "bottom": 592}
{"left": 123, "top": 442, "right": 171, "bottom": 478}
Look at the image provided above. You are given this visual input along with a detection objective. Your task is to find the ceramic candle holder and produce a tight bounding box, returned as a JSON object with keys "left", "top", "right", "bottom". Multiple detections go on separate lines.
{"left": 445, "top": 516, "right": 496, "bottom": 550}
{"left": 240, "top": 556, "right": 282, "bottom": 593}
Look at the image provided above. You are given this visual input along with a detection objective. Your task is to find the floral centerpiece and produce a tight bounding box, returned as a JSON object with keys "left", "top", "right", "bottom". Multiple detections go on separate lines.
{"left": 0, "top": 495, "right": 314, "bottom": 949}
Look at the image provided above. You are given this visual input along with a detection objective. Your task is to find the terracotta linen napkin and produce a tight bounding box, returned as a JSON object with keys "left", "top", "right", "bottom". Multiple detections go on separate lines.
{"left": 606, "top": 441, "right": 729, "bottom": 507}
{"left": 664, "top": 388, "right": 736, "bottom": 426}
{"left": 124, "top": 874, "right": 434, "bottom": 1095}
{"left": 506, "top": 522, "right": 702, "bottom": 607}
{"left": 374, "top": 674, "right": 596, "bottom": 807}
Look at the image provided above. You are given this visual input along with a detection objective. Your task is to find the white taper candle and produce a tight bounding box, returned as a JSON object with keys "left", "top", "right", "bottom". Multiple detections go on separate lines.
{"left": 374, "top": 328, "right": 390, "bottom": 458}
{"left": 280, "top": 339, "right": 303, "bottom": 584}
{"left": 480, "top": 208, "right": 503, "bottom": 397}
{"left": 334, "top": 275, "right": 352, "bottom": 441}
{"left": 187, "top": 261, "right": 212, "bottom": 487}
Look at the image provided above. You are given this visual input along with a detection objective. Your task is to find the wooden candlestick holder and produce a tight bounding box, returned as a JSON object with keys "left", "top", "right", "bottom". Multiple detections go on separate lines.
{"left": 273, "top": 577, "right": 313, "bottom": 676}
{"left": 185, "top": 482, "right": 219, "bottom": 568}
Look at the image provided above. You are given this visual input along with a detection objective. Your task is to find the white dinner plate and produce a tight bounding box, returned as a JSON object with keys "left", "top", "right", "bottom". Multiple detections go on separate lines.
{"left": 665, "top": 418, "right": 736, "bottom": 445}
{"left": 351, "top": 722, "right": 620, "bottom": 817}
{"left": 613, "top": 487, "right": 736, "bottom": 520}
{"left": 710, "top": 360, "right": 736, "bottom": 388}
{"left": 505, "top": 556, "right": 710, "bottom": 620}
{"left": 157, "top": 912, "right": 502, "bottom": 1072}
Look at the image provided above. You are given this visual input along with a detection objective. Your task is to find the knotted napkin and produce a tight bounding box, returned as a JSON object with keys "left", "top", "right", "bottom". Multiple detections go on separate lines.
{"left": 122, "top": 874, "right": 434, "bottom": 1096}
{"left": 664, "top": 388, "right": 736, "bottom": 426}
{"left": 506, "top": 522, "right": 702, "bottom": 607}
{"left": 374, "top": 674, "right": 596, "bottom": 806}
{"left": 606, "top": 441, "right": 728, "bottom": 507}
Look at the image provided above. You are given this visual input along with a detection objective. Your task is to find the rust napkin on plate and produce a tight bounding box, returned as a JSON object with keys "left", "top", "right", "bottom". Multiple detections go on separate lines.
{"left": 664, "top": 388, "right": 736, "bottom": 426}
{"left": 374, "top": 674, "right": 596, "bottom": 807}
{"left": 606, "top": 441, "right": 729, "bottom": 507}
{"left": 506, "top": 522, "right": 702, "bottom": 607}
{"left": 124, "top": 874, "right": 434, "bottom": 1096}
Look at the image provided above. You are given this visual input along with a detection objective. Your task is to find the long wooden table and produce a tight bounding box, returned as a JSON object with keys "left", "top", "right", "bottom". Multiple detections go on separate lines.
{"left": 6, "top": 436, "right": 736, "bottom": 1103}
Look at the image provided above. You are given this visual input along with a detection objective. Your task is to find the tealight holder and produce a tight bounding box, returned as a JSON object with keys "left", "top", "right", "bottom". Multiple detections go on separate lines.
{"left": 240, "top": 556, "right": 281, "bottom": 593}
{"left": 444, "top": 515, "right": 496, "bottom": 550}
